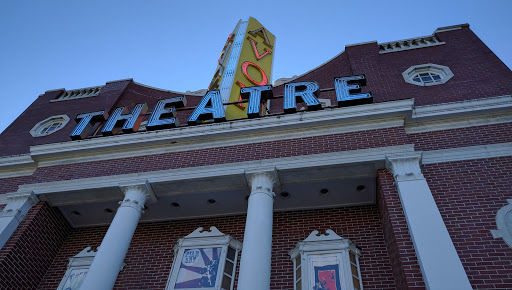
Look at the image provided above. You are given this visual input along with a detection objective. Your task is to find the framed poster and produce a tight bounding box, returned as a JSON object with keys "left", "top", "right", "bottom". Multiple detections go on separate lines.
{"left": 309, "top": 254, "right": 343, "bottom": 290}
{"left": 175, "top": 247, "right": 222, "bottom": 288}
{"left": 165, "top": 227, "right": 242, "bottom": 290}
{"left": 313, "top": 264, "right": 342, "bottom": 290}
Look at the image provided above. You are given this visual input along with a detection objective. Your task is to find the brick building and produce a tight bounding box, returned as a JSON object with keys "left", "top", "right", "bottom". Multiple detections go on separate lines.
{"left": 1, "top": 23, "right": 512, "bottom": 289}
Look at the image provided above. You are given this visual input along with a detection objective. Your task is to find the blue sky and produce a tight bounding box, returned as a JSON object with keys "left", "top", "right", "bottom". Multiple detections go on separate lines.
{"left": 1, "top": 0, "right": 511, "bottom": 133}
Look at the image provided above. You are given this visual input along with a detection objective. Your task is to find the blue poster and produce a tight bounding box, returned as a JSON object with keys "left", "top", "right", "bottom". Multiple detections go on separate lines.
{"left": 175, "top": 247, "right": 221, "bottom": 288}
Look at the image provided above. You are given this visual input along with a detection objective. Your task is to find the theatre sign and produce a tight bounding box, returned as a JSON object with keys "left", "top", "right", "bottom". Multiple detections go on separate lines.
{"left": 69, "top": 18, "right": 372, "bottom": 141}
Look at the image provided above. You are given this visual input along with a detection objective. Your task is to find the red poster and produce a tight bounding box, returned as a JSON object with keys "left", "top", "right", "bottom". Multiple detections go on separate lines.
{"left": 318, "top": 270, "right": 337, "bottom": 290}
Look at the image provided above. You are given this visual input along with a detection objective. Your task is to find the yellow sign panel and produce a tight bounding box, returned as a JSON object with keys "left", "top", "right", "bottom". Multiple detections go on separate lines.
{"left": 209, "top": 17, "right": 275, "bottom": 120}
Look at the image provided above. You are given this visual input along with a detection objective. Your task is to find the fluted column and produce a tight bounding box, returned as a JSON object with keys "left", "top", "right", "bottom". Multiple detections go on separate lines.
{"left": 386, "top": 152, "right": 471, "bottom": 290}
{"left": 237, "top": 170, "right": 277, "bottom": 290}
{"left": 81, "top": 182, "right": 155, "bottom": 290}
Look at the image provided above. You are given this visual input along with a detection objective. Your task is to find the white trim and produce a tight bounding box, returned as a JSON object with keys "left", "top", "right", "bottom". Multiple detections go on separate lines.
{"left": 405, "top": 112, "right": 512, "bottom": 133}
{"left": 29, "top": 115, "right": 70, "bottom": 137}
{"left": 12, "top": 142, "right": 510, "bottom": 203}
{"left": 17, "top": 144, "right": 415, "bottom": 198}
{"left": 402, "top": 63, "right": 453, "bottom": 87}
{"left": 435, "top": 25, "right": 464, "bottom": 33}
{"left": 289, "top": 230, "right": 362, "bottom": 290}
{"left": 132, "top": 82, "right": 205, "bottom": 96}
{"left": 0, "top": 154, "right": 36, "bottom": 178}
{"left": 491, "top": 199, "right": 512, "bottom": 248}
{"left": 1, "top": 96, "right": 510, "bottom": 176}
{"left": 386, "top": 153, "right": 472, "bottom": 289}
{"left": 345, "top": 40, "right": 377, "bottom": 48}
{"left": 29, "top": 99, "right": 413, "bottom": 167}
{"left": 57, "top": 247, "right": 98, "bottom": 290}
{"left": 406, "top": 95, "right": 512, "bottom": 133}
{"left": 165, "top": 227, "right": 242, "bottom": 290}
{"left": 422, "top": 142, "right": 512, "bottom": 164}
{"left": 0, "top": 191, "right": 39, "bottom": 250}
{"left": 412, "top": 95, "right": 512, "bottom": 120}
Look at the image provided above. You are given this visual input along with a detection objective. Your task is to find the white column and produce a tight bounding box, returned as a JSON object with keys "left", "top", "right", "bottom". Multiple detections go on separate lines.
{"left": 386, "top": 152, "right": 471, "bottom": 290}
{"left": 81, "top": 182, "right": 155, "bottom": 290}
{"left": 238, "top": 171, "right": 277, "bottom": 290}
{"left": 0, "top": 191, "right": 38, "bottom": 250}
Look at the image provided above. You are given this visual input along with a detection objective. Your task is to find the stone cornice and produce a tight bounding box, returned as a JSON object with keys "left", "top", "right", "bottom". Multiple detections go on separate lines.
{"left": 28, "top": 99, "right": 413, "bottom": 165}
{"left": 411, "top": 95, "right": 512, "bottom": 122}
{"left": 0, "top": 154, "right": 37, "bottom": 178}
{"left": 18, "top": 144, "right": 415, "bottom": 203}
{"left": 1, "top": 96, "right": 510, "bottom": 177}
{"left": 422, "top": 142, "right": 512, "bottom": 164}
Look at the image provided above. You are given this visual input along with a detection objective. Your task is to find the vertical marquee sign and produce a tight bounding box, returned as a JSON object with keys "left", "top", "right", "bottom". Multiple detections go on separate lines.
{"left": 208, "top": 17, "right": 275, "bottom": 120}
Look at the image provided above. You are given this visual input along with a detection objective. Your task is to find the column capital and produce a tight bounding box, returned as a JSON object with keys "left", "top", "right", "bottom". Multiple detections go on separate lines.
{"left": 0, "top": 191, "right": 39, "bottom": 219}
{"left": 119, "top": 180, "right": 157, "bottom": 202}
{"left": 245, "top": 168, "right": 280, "bottom": 198}
{"left": 385, "top": 151, "right": 424, "bottom": 182}
{"left": 118, "top": 181, "right": 156, "bottom": 213}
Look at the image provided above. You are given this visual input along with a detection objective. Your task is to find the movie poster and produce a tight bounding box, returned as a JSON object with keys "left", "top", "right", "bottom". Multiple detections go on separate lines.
{"left": 313, "top": 264, "right": 342, "bottom": 290}
{"left": 175, "top": 247, "right": 221, "bottom": 288}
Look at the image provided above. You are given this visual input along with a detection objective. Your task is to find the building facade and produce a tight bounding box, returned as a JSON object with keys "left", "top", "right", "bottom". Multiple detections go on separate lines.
{"left": 1, "top": 23, "right": 512, "bottom": 289}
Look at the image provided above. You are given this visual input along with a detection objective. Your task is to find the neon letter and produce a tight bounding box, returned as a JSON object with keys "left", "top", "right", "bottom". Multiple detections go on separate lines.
{"left": 101, "top": 103, "right": 148, "bottom": 136}
{"left": 283, "top": 81, "right": 322, "bottom": 113}
{"left": 146, "top": 96, "right": 187, "bottom": 131}
{"left": 240, "top": 85, "right": 273, "bottom": 118}
{"left": 70, "top": 111, "right": 108, "bottom": 140}
{"left": 187, "top": 90, "right": 226, "bottom": 125}
{"left": 334, "top": 75, "right": 372, "bottom": 107}
{"left": 247, "top": 37, "right": 272, "bottom": 60}
{"left": 241, "top": 61, "right": 268, "bottom": 86}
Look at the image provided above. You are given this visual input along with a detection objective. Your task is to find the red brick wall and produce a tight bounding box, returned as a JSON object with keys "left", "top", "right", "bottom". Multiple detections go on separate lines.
{"left": 377, "top": 169, "right": 426, "bottom": 289}
{"left": 270, "top": 25, "right": 512, "bottom": 112}
{"left": 0, "top": 175, "right": 34, "bottom": 195}
{"left": 409, "top": 122, "right": 512, "bottom": 151}
{"left": 38, "top": 206, "right": 396, "bottom": 289}
{"left": 423, "top": 157, "right": 512, "bottom": 289}
{"left": 0, "top": 202, "right": 70, "bottom": 289}
{"left": 0, "top": 80, "right": 133, "bottom": 156}
{"left": 3, "top": 25, "right": 511, "bottom": 158}
{"left": 0, "top": 127, "right": 409, "bottom": 192}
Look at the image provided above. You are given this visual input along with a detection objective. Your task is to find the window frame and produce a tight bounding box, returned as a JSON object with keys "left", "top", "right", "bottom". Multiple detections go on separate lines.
{"left": 165, "top": 227, "right": 242, "bottom": 290}
{"left": 402, "top": 63, "right": 453, "bottom": 87}
{"left": 57, "top": 247, "right": 97, "bottom": 290}
{"left": 289, "top": 230, "right": 363, "bottom": 290}
{"left": 29, "top": 115, "right": 70, "bottom": 137}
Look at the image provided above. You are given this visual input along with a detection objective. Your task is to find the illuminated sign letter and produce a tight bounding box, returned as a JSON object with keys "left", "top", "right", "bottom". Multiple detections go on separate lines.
{"left": 101, "top": 103, "right": 148, "bottom": 136}
{"left": 187, "top": 90, "right": 226, "bottom": 125}
{"left": 70, "top": 111, "right": 108, "bottom": 140}
{"left": 283, "top": 81, "right": 322, "bottom": 113}
{"left": 248, "top": 37, "right": 272, "bottom": 60}
{"left": 240, "top": 85, "right": 273, "bottom": 118}
{"left": 208, "top": 17, "right": 275, "bottom": 120}
{"left": 241, "top": 61, "right": 268, "bottom": 86}
{"left": 248, "top": 27, "right": 273, "bottom": 48}
{"left": 146, "top": 96, "right": 187, "bottom": 131}
{"left": 334, "top": 75, "right": 372, "bottom": 107}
